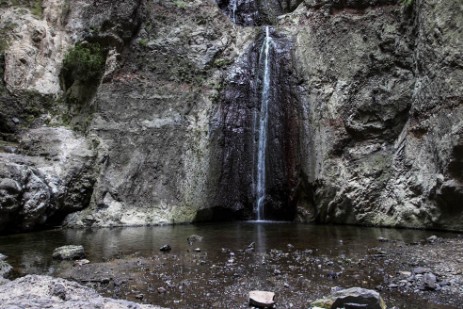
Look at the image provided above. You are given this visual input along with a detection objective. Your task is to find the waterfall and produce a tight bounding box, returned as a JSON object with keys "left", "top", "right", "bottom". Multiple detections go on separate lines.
{"left": 256, "top": 26, "right": 273, "bottom": 221}
{"left": 229, "top": 0, "right": 238, "bottom": 24}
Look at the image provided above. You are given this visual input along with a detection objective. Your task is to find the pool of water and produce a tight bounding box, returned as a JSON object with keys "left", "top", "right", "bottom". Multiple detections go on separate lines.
{"left": 0, "top": 222, "right": 460, "bottom": 308}
{"left": 0, "top": 222, "right": 444, "bottom": 273}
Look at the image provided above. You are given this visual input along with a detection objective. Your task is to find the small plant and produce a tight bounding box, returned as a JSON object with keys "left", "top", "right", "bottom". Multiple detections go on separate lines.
{"left": 138, "top": 38, "right": 148, "bottom": 47}
{"left": 400, "top": 0, "right": 414, "bottom": 7}
{"left": 174, "top": 0, "right": 187, "bottom": 9}
{"left": 31, "top": 0, "right": 43, "bottom": 18}
{"left": 62, "top": 43, "right": 106, "bottom": 84}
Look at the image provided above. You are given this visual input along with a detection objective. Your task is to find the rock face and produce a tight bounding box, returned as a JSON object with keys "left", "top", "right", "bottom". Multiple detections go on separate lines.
{"left": 0, "top": 0, "right": 462, "bottom": 231}
{"left": 209, "top": 27, "right": 301, "bottom": 220}
{"left": 287, "top": 0, "right": 463, "bottom": 230}
{"left": 0, "top": 275, "right": 166, "bottom": 309}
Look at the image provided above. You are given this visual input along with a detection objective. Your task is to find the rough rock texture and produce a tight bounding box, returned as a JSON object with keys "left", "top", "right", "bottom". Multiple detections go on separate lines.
{"left": 64, "top": 0, "right": 255, "bottom": 227}
{"left": 0, "top": 275, "right": 166, "bottom": 309}
{"left": 209, "top": 27, "right": 301, "bottom": 220}
{"left": 216, "top": 0, "right": 304, "bottom": 25}
{"left": 284, "top": 0, "right": 463, "bottom": 230}
{"left": 0, "top": 0, "right": 462, "bottom": 231}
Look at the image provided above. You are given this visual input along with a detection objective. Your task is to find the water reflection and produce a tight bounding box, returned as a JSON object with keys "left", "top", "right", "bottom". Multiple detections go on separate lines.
{"left": 0, "top": 223, "right": 455, "bottom": 277}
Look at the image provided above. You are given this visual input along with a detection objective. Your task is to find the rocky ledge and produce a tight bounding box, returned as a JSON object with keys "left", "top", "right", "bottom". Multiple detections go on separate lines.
{"left": 0, "top": 275, "right": 166, "bottom": 309}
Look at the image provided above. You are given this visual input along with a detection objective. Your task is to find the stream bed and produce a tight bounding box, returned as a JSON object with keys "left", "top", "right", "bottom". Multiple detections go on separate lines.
{"left": 1, "top": 222, "right": 463, "bottom": 308}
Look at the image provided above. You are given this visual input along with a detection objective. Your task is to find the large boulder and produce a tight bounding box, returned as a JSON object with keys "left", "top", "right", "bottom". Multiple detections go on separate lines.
{"left": 0, "top": 275, "right": 166, "bottom": 308}
{"left": 52, "top": 245, "right": 85, "bottom": 260}
{"left": 312, "top": 287, "right": 386, "bottom": 309}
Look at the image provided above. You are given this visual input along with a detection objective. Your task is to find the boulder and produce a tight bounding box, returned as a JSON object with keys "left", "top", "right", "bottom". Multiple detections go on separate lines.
{"left": 249, "top": 290, "right": 275, "bottom": 308}
{"left": 330, "top": 288, "right": 386, "bottom": 309}
{"left": 311, "top": 287, "right": 386, "bottom": 309}
{"left": 0, "top": 275, "right": 165, "bottom": 308}
{"left": 0, "top": 261, "right": 13, "bottom": 278}
{"left": 52, "top": 245, "right": 85, "bottom": 260}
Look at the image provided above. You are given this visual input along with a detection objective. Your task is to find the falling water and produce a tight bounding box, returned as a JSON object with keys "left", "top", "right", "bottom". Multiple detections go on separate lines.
{"left": 229, "top": 0, "right": 238, "bottom": 24}
{"left": 256, "top": 26, "right": 273, "bottom": 221}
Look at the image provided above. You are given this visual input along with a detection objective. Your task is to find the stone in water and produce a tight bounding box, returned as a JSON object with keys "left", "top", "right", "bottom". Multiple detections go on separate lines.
{"left": 249, "top": 290, "right": 275, "bottom": 308}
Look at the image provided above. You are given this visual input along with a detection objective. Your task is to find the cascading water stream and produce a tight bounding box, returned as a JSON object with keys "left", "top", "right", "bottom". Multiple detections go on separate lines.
{"left": 256, "top": 26, "right": 273, "bottom": 221}
{"left": 229, "top": 0, "right": 238, "bottom": 24}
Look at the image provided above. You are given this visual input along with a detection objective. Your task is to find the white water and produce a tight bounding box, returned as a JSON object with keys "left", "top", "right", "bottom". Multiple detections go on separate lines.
{"left": 256, "top": 26, "right": 273, "bottom": 221}
{"left": 229, "top": 0, "right": 238, "bottom": 24}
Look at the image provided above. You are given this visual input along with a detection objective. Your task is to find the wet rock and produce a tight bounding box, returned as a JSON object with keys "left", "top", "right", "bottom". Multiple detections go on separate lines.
{"left": 0, "top": 253, "right": 7, "bottom": 261}
{"left": 52, "top": 245, "right": 85, "bottom": 260}
{"left": 0, "top": 261, "right": 13, "bottom": 278}
{"left": 187, "top": 234, "right": 203, "bottom": 245}
{"left": 330, "top": 287, "right": 386, "bottom": 309}
{"left": 160, "top": 244, "right": 171, "bottom": 252}
{"left": 421, "top": 273, "right": 438, "bottom": 291}
{"left": 377, "top": 237, "right": 389, "bottom": 242}
{"left": 427, "top": 235, "right": 438, "bottom": 243}
{"left": 249, "top": 290, "right": 275, "bottom": 308}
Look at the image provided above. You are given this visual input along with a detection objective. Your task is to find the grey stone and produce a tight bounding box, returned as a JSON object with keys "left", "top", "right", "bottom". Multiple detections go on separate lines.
{"left": 52, "top": 245, "right": 85, "bottom": 260}
{"left": 0, "top": 275, "right": 166, "bottom": 308}
{"left": 331, "top": 287, "right": 386, "bottom": 309}
{"left": 413, "top": 267, "right": 432, "bottom": 274}
{"left": 0, "top": 261, "right": 13, "bottom": 278}
{"left": 421, "top": 273, "right": 438, "bottom": 291}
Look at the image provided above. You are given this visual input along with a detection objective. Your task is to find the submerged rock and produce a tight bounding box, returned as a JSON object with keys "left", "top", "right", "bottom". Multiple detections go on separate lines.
{"left": 52, "top": 245, "right": 85, "bottom": 260}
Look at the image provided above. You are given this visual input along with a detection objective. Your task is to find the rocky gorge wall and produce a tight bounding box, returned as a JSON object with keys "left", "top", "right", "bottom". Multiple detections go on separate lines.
{"left": 0, "top": 0, "right": 462, "bottom": 232}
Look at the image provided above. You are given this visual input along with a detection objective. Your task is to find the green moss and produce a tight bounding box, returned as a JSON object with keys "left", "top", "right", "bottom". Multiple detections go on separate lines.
{"left": 0, "top": 0, "right": 43, "bottom": 18}
{"left": 213, "top": 58, "right": 233, "bottom": 68}
{"left": 138, "top": 38, "right": 148, "bottom": 47}
{"left": 62, "top": 43, "right": 106, "bottom": 85}
{"left": 173, "top": 0, "right": 187, "bottom": 9}
{"left": 30, "top": 0, "right": 42, "bottom": 18}
{"left": 400, "top": 0, "right": 413, "bottom": 7}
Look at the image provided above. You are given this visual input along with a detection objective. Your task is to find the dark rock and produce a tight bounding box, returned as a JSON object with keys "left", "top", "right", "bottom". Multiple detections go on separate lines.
{"left": 160, "top": 244, "right": 171, "bottom": 252}
{"left": 52, "top": 245, "right": 85, "bottom": 260}
{"left": 49, "top": 283, "right": 66, "bottom": 300}
{"left": 331, "top": 287, "right": 386, "bottom": 309}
